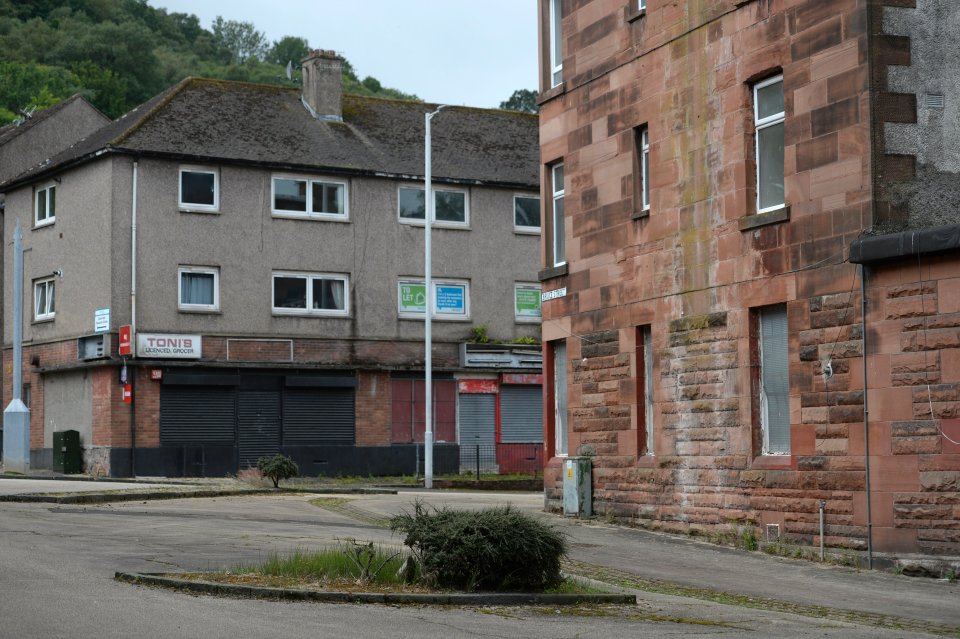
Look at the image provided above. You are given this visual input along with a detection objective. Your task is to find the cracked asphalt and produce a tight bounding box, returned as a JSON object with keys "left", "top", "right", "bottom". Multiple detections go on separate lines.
{"left": 0, "top": 480, "right": 956, "bottom": 638}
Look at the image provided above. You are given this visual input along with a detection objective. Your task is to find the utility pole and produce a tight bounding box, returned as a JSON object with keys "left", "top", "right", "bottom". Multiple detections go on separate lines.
{"left": 3, "top": 220, "right": 31, "bottom": 472}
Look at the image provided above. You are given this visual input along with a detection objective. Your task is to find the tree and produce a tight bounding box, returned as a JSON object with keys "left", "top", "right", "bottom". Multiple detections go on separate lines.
{"left": 268, "top": 35, "right": 309, "bottom": 67}
{"left": 499, "top": 88, "right": 538, "bottom": 113}
{"left": 211, "top": 16, "right": 267, "bottom": 65}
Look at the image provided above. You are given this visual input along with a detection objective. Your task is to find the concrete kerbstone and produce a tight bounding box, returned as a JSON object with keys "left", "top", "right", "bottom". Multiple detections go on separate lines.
{"left": 114, "top": 572, "right": 637, "bottom": 606}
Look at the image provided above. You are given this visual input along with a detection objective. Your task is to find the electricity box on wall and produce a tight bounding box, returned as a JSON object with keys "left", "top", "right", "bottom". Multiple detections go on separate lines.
{"left": 77, "top": 334, "right": 111, "bottom": 361}
{"left": 562, "top": 456, "right": 592, "bottom": 517}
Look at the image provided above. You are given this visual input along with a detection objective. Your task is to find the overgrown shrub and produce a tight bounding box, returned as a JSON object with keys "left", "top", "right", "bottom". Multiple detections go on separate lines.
{"left": 257, "top": 454, "right": 299, "bottom": 488}
{"left": 390, "top": 502, "right": 566, "bottom": 592}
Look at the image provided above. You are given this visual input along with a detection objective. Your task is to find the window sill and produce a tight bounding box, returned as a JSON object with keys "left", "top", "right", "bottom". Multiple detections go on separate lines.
{"left": 32, "top": 317, "right": 55, "bottom": 325}
{"left": 272, "top": 311, "right": 351, "bottom": 319}
{"left": 631, "top": 208, "right": 650, "bottom": 221}
{"left": 514, "top": 227, "right": 542, "bottom": 236}
{"left": 738, "top": 205, "right": 790, "bottom": 231}
{"left": 33, "top": 220, "right": 55, "bottom": 230}
{"left": 272, "top": 212, "right": 349, "bottom": 223}
{"left": 536, "top": 83, "right": 565, "bottom": 106}
{"left": 750, "top": 454, "right": 794, "bottom": 470}
{"left": 515, "top": 317, "right": 542, "bottom": 324}
{"left": 625, "top": 7, "right": 646, "bottom": 23}
{"left": 538, "top": 263, "right": 568, "bottom": 281}
{"left": 178, "top": 308, "right": 222, "bottom": 315}
{"left": 398, "top": 315, "right": 471, "bottom": 323}
{"left": 179, "top": 207, "right": 220, "bottom": 215}
{"left": 399, "top": 220, "right": 470, "bottom": 231}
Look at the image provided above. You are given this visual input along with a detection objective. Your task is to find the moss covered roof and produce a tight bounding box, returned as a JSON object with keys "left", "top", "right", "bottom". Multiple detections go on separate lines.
{"left": 2, "top": 77, "right": 539, "bottom": 189}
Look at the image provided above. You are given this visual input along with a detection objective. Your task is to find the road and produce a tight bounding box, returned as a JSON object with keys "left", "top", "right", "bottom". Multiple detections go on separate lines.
{"left": 0, "top": 485, "right": 954, "bottom": 638}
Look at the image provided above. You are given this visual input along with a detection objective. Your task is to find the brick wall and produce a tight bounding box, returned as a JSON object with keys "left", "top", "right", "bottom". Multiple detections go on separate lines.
{"left": 355, "top": 370, "right": 392, "bottom": 446}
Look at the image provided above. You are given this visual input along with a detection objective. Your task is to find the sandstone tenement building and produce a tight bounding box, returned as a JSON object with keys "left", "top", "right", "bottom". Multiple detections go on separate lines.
{"left": 537, "top": 0, "right": 960, "bottom": 555}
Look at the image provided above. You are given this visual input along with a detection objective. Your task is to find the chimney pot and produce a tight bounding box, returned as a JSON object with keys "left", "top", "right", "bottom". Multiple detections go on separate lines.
{"left": 301, "top": 49, "right": 344, "bottom": 122}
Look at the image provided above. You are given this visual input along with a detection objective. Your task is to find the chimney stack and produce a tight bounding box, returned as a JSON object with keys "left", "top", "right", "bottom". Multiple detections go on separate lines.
{"left": 301, "top": 49, "right": 344, "bottom": 122}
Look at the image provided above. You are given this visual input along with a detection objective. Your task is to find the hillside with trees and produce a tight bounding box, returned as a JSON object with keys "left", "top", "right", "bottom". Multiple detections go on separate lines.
{"left": 0, "top": 0, "right": 419, "bottom": 125}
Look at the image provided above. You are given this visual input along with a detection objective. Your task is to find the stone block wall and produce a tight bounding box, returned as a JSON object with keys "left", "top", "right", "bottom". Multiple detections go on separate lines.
{"left": 538, "top": 0, "right": 960, "bottom": 553}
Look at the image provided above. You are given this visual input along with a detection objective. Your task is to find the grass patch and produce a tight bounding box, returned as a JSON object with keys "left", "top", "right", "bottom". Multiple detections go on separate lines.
{"left": 232, "top": 543, "right": 410, "bottom": 586}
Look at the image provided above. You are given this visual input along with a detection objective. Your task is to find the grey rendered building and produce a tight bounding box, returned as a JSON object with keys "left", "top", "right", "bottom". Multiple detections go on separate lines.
{"left": 0, "top": 51, "right": 543, "bottom": 477}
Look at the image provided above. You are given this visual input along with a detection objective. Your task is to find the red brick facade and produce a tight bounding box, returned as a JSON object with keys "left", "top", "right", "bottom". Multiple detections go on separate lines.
{"left": 2, "top": 335, "right": 464, "bottom": 476}
{"left": 538, "top": 0, "right": 958, "bottom": 554}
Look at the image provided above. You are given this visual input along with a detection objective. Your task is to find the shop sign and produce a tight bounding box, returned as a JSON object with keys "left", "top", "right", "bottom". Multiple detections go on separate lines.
{"left": 137, "top": 333, "right": 202, "bottom": 359}
{"left": 458, "top": 379, "right": 499, "bottom": 394}
{"left": 119, "top": 325, "right": 132, "bottom": 356}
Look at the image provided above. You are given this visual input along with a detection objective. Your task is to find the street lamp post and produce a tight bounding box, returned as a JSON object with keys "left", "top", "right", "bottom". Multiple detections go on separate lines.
{"left": 424, "top": 104, "right": 447, "bottom": 490}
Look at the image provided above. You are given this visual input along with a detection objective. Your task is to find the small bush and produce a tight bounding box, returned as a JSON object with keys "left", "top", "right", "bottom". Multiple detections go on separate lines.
{"left": 257, "top": 454, "right": 299, "bottom": 488}
{"left": 390, "top": 502, "right": 566, "bottom": 592}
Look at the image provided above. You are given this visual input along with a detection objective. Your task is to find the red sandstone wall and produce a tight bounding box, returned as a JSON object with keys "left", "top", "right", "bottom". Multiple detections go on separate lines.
{"left": 536, "top": 0, "right": 960, "bottom": 554}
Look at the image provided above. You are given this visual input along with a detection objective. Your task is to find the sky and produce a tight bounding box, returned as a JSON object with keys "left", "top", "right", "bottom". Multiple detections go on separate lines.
{"left": 150, "top": 1, "right": 539, "bottom": 109}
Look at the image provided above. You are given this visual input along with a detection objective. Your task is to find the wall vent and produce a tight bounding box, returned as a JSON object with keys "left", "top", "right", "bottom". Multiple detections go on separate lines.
{"left": 765, "top": 523, "right": 781, "bottom": 542}
{"left": 925, "top": 93, "right": 945, "bottom": 109}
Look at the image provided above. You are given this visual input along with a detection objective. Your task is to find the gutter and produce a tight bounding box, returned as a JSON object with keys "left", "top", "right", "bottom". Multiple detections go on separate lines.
{"left": 849, "top": 223, "right": 960, "bottom": 264}
{"left": 1, "top": 148, "right": 539, "bottom": 195}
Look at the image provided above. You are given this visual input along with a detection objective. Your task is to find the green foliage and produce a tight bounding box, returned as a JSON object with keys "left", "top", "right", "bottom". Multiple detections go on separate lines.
{"left": 256, "top": 454, "right": 299, "bottom": 488}
{"left": 469, "top": 324, "right": 491, "bottom": 344}
{"left": 268, "top": 35, "right": 308, "bottom": 67}
{"left": 468, "top": 324, "right": 540, "bottom": 346}
{"left": 499, "top": 88, "right": 538, "bottom": 113}
{"left": 390, "top": 502, "right": 567, "bottom": 592}
{"left": 0, "top": 1, "right": 419, "bottom": 125}
{"left": 211, "top": 16, "right": 267, "bottom": 65}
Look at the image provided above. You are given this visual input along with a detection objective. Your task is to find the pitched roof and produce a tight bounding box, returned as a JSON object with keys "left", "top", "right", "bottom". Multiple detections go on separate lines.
{"left": 0, "top": 94, "right": 105, "bottom": 147}
{"left": 2, "top": 78, "right": 539, "bottom": 190}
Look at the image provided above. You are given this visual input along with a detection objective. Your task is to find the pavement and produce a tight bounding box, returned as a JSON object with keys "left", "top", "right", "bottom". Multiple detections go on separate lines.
{"left": 0, "top": 475, "right": 957, "bottom": 638}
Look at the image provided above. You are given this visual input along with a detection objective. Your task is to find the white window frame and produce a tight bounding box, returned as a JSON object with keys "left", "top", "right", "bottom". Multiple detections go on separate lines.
{"left": 553, "top": 340, "right": 568, "bottom": 457}
{"left": 271, "top": 175, "right": 349, "bottom": 221}
{"left": 34, "top": 182, "right": 56, "bottom": 227}
{"left": 177, "top": 266, "right": 220, "bottom": 312}
{"left": 271, "top": 271, "right": 350, "bottom": 317}
{"left": 551, "top": 162, "right": 565, "bottom": 267}
{"left": 513, "top": 194, "right": 541, "bottom": 234}
{"left": 640, "top": 127, "right": 650, "bottom": 211}
{"left": 33, "top": 277, "right": 55, "bottom": 321}
{"left": 178, "top": 166, "right": 219, "bottom": 213}
{"left": 397, "top": 185, "right": 470, "bottom": 229}
{"left": 514, "top": 282, "right": 542, "bottom": 323}
{"left": 753, "top": 75, "right": 785, "bottom": 215}
{"left": 549, "top": 0, "right": 563, "bottom": 88}
{"left": 638, "top": 0, "right": 646, "bottom": 10}
{"left": 397, "top": 278, "right": 471, "bottom": 321}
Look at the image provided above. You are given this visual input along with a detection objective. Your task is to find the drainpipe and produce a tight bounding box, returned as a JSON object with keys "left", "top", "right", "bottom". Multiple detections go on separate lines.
{"left": 130, "top": 160, "right": 138, "bottom": 476}
{"left": 861, "top": 264, "right": 873, "bottom": 569}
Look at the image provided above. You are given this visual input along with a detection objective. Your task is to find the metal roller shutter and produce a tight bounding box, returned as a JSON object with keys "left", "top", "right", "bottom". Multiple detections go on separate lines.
{"left": 500, "top": 385, "right": 543, "bottom": 443}
{"left": 459, "top": 394, "right": 496, "bottom": 472}
{"left": 282, "top": 387, "right": 355, "bottom": 445}
{"left": 238, "top": 391, "right": 281, "bottom": 468}
{"left": 160, "top": 386, "right": 236, "bottom": 446}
